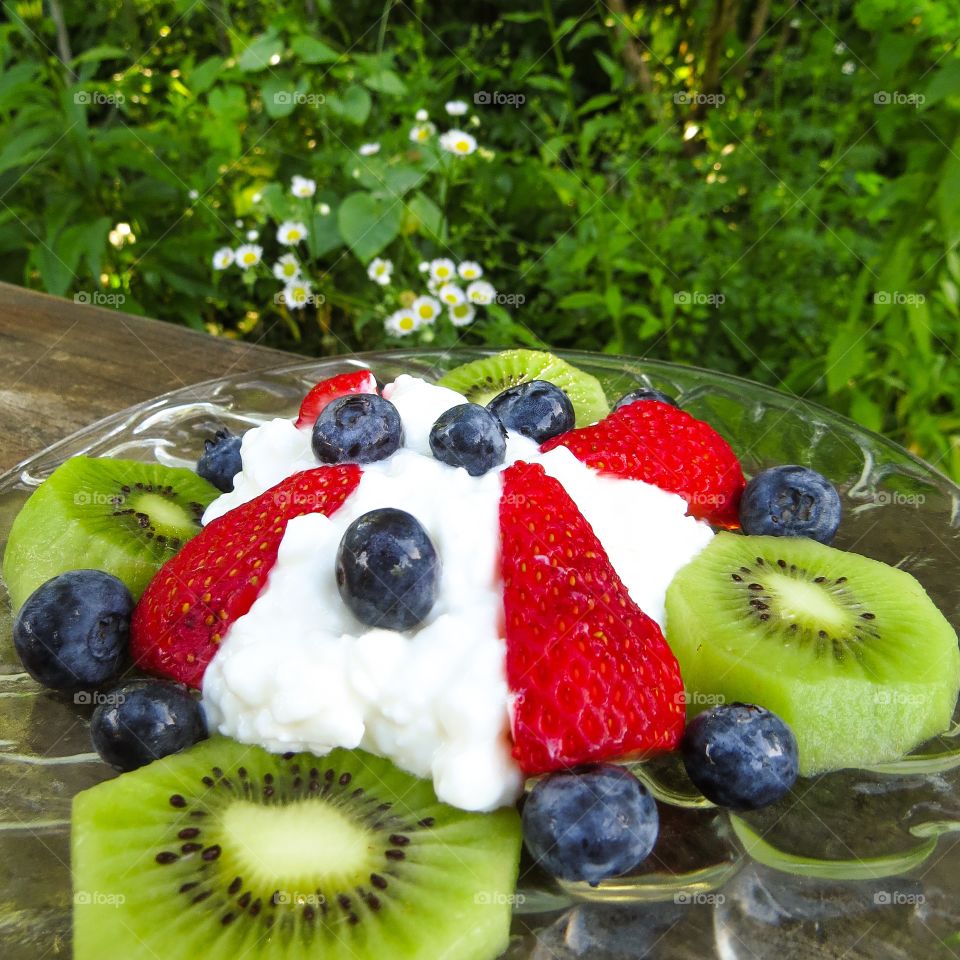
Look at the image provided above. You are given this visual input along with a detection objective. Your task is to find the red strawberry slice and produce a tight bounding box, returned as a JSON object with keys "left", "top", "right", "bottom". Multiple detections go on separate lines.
{"left": 295, "top": 370, "right": 378, "bottom": 428}
{"left": 130, "top": 465, "right": 362, "bottom": 688}
{"left": 541, "top": 399, "right": 745, "bottom": 528}
{"left": 500, "top": 461, "right": 685, "bottom": 775}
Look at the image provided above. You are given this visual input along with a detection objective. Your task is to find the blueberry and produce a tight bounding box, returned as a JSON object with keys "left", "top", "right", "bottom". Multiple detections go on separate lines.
{"left": 681, "top": 702, "right": 799, "bottom": 810}
{"left": 613, "top": 387, "right": 678, "bottom": 410}
{"left": 91, "top": 679, "right": 207, "bottom": 772}
{"left": 13, "top": 570, "right": 132, "bottom": 691}
{"left": 522, "top": 765, "right": 659, "bottom": 885}
{"left": 487, "top": 380, "right": 574, "bottom": 443}
{"left": 197, "top": 429, "right": 242, "bottom": 492}
{"left": 738, "top": 465, "right": 842, "bottom": 543}
{"left": 336, "top": 508, "right": 440, "bottom": 630}
{"left": 312, "top": 394, "right": 404, "bottom": 464}
{"left": 429, "top": 403, "right": 507, "bottom": 477}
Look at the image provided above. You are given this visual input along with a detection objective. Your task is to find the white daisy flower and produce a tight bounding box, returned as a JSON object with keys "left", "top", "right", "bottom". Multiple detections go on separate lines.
{"left": 449, "top": 302, "right": 476, "bottom": 327}
{"left": 272, "top": 254, "right": 300, "bottom": 282}
{"left": 246, "top": 229, "right": 259, "bottom": 241}
{"left": 235, "top": 244, "right": 263, "bottom": 269}
{"left": 466, "top": 280, "right": 496, "bottom": 305}
{"left": 317, "top": 202, "right": 331, "bottom": 216}
{"left": 429, "top": 258, "right": 456, "bottom": 283}
{"left": 188, "top": 189, "right": 199, "bottom": 200}
{"left": 415, "top": 108, "right": 429, "bottom": 122}
{"left": 212, "top": 247, "right": 234, "bottom": 270}
{"left": 438, "top": 282, "right": 465, "bottom": 306}
{"left": 409, "top": 122, "right": 436, "bottom": 143}
{"left": 411, "top": 295, "right": 441, "bottom": 325}
{"left": 282, "top": 279, "right": 313, "bottom": 310}
{"left": 445, "top": 100, "right": 468, "bottom": 116}
{"left": 418, "top": 261, "right": 430, "bottom": 272}
{"left": 457, "top": 260, "right": 483, "bottom": 281}
{"left": 385, "top": 309, "right": 419, "bottom": 337}
{"left": 439, "top": 129, "right": 477, "bottom": 156}
{"left": 277, "top": 221, "right": 308, "bottom": 245}
{"left": 359, "top": 142, "right": 381, "bottom": 156}
{"left": 427, "top": 278, "right": 440, "bottom": 295}
{"left": 235, "top": 219, "right": 243, "bottom": 228}
{"left": 367, "top": 258, "right": 393, "bottom": 286}
{"left": 291, "top": 175, "right": 316, "bottom": 198}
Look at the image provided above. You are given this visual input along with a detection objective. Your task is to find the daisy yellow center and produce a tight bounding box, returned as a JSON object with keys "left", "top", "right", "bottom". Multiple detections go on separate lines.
{"left": 453, "top": 304, "right": 469, "bottom": 317}
{"left": 418, "top": 305, "right": 433, "bottom": 319}
{"left": 437, "top": 267, "right": 450, "bottom": 278}
{"left": 399, "top": 316, "right": 415, "bottom": 331}
{"left": 243, "top": 253, "right": 256, "bottom": 265}
{"left": 376, "top": 266, "right": 386, "bottom": 275}
{"left": 284, "top": 264, "right": 296, "bottom": 276}
{"left": 463, "top": 270, "right": 477, "bottom": 279}
{"left": 288, "top": 230, "right": 301, "bottom": 241}
{"left": 455, "top": 140, "right": 470, "bottom": 152}
{"left": 292, "top": 287, "right": 306, "bottom": 302}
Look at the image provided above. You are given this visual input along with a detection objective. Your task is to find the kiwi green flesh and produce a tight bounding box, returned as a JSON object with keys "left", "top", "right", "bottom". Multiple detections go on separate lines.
{"left": 72, "top": 738, "right": 522, "bottom": 960}
{"left": 2, "top": 456, "right": 218, "bottom": 611}
{"left": 437, "top": 349, "right": 610, "bottom": 427}
{"left": 665, "top": 533, "right": 960, "bottom": 776}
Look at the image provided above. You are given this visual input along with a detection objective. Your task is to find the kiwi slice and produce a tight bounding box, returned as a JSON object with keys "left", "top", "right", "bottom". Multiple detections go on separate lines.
{"left": 438, "top": 349, "right": 609, "bottom": 427}
{"left": 73, "top": 738, "right": 522, "bottom": 960}
{"left": 2, "top": 456, "right": 218, "bottom": 611}
{"left": 665, "top": 533, "right": 960, "bottom": 775}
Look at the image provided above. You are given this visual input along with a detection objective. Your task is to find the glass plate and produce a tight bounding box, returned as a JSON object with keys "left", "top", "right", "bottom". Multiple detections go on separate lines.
{"left": 2, "top": 349, "right": 959, "bottom": 960}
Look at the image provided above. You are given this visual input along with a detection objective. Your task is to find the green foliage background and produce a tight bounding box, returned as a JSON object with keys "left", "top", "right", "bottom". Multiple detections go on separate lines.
{"left": 2, "top": 0, "right": 960, "bottom": 477}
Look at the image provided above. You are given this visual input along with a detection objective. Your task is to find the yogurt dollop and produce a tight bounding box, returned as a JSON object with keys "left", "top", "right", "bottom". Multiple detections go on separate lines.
{"left": 201, "top": 376, "right": 714, "bottom": 812}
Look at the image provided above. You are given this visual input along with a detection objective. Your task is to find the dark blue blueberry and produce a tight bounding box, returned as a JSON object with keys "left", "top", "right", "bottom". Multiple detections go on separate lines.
{"left": 487, "top": 380, "right": 574, "bottom": 443}
{"left": 681, "top": 702, "right": 799, "bottom": 810}
{"left": 613, "top": 387, "right": 678, "bottom": 410}
{"left": 522, "top": 764, "right": 659, "bottom": 885}
{"left": 738, "top": 465, "right": 842, "bottom": 543}
{"left": 312, "top": 394, "right": 403, "bottom": 464}
{"left": 429, "top": 403, "right": 507, "bottom": 477}
{"left": 336, "top": 508, "right": 440, "bottom": 630}
{"left": 13, "top": 570, "right": 132, "bottom": 691}
{"left": 197, "top": 429, "right": 242, "bottom": 492}
{"left": 91, "top": 679, "right": 207, "bottom": 772}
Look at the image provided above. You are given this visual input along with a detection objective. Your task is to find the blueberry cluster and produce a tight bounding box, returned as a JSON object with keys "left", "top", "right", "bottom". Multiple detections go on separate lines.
{"left": 13, "top": 570, "right": 207, "bottom": 771}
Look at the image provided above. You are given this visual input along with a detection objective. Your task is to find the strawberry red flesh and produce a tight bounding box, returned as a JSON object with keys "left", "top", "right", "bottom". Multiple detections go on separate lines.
{"left": 130, "top": 465, "right": 361, "bottom": 688}
{"left": 499, "top": 461, "right": 685, "bottom": 775}
{"left": 541, "top": 399, "right": 745, "bottom": 528}
{"left": 295, "top": 370, "right": 378, "bottom": 428}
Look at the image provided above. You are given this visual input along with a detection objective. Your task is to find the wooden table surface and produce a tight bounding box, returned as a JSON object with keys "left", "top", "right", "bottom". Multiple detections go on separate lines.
{"left": 0, "top": 283, "right": 295, "bottom": 472}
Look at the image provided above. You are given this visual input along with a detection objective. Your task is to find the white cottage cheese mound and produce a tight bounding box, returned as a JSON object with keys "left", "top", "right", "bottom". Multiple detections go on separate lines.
{"left": 201, "top": 376, "right": 714, "bottom": 812}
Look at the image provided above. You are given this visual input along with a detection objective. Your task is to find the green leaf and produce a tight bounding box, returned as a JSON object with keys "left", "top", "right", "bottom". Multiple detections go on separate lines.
{"left": 262, "top": 76, "right": 305, "bottom": 118}
{"left": 557, "top": 291, "right": 606, "bottom": 309}
{"left": 922, "top": 59, "right": 960, "bottom": 108}
{"left": 189, "top": 57, "right": 224, "bottom": 95}
{"left": 237, "top": 34, "right": 284, "bottom": 73}
{"left": 363, "top": 70, "right": 407, "bottom": 97}
{"left": 578, "top": 93, "right": 618, "bottom": 116}
{"left": 308, "top": 205, "right": 343, "bottom": 258}
{"left": 407, "top": 192, "right": 444, "bottom": 241}
{"left": 69, "top": 45, "right": 128, "bottom": 67}
{"left": 326, "top": 85, "right": 371, "bottom": 125}
{"left": 825, "top": 322, "right": 868, "bottom": 395}
{"left": 605, "top": 284, "right": 623, "bottom": 321}
{"left": 337, "top": 191, "right": 402, "bottom": 262}
{"left": 290, "top": 36, "right": 339, "bottom": 64}
{"left": 81, "top": 217, "right": 111, "bottom": 280}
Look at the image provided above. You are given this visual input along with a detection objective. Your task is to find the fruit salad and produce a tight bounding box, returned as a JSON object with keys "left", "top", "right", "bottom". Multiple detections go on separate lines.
{"left": 2, "top": 348, "right": 958, "bottom": 960}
